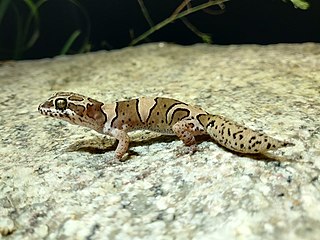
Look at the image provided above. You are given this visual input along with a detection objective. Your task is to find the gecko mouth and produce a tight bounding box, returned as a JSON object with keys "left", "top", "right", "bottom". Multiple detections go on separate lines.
{"left": 38, "top": 106, "right": 73, "bottom": 120}
{"left": 38, "top": 104, "right": 54, "bottom": 117}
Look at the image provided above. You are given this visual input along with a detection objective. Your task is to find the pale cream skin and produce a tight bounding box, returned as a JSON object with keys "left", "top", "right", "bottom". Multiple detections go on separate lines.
{"left": 38, "top": 92, "right": 292, "bottom": 159}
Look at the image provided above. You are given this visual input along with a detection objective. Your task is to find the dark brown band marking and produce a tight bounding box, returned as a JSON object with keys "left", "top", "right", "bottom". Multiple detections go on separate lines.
{"left": 169, "top": 108, "right": 190, "bottom": 125}
{"left": 135, "top": 99, "right": 143, "bottom": 123}
{"left": 165, "top": 101, "right": 187, "bottom": 124}
{"left": 110, "top": 102, "right": 119, "bottom": 127}
{"left": 196, "top": 114, "right": 208, "bottom": 128}
{"left": 145, "top": 98, "right": 159, "bottom": 123}
{"left": 69, "top": 95, "right": 84, "bottom": 101}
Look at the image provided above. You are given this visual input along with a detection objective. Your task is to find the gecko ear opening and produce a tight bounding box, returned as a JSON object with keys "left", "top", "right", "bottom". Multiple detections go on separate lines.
{"left": 55, "top": 98, "right": 67, "bottom": 111}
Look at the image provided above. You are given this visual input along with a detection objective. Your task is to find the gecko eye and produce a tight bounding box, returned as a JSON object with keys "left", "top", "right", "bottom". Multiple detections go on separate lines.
{"left": 55, "top": 98, "right": 67, "bottom": 111}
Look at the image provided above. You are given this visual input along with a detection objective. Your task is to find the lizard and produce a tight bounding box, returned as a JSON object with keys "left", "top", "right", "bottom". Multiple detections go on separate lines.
{"left": 38, "top": 92, "right": 293, "bottom": 159}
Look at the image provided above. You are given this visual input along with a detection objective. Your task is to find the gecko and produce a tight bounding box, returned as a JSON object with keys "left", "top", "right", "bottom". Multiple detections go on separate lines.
{"left": 38, "top": 92, "right": 293, "bottom": 159}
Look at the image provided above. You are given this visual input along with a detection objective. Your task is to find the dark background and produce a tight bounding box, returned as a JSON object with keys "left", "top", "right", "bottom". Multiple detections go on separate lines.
{"left": 1, "top": 0, "right": 319, "bottom": 60}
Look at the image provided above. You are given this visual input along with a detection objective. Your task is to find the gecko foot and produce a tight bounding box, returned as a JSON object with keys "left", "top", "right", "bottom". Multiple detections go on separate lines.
{"left": 175, "top": 144, "right": 198, "bottom": 157}
{"left": 102, "top": 153, "right": 126, "bottom": 165}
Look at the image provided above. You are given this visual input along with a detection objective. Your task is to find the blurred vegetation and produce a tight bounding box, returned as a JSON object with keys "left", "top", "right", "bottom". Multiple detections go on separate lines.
{"left": 0, "top": 0, "right": 90, "bottom": 60}
{"left": 0, "top": 0, "right": 311, "bottom": 60}
{"left": 287, "top": 0, "right": 310, "bottom": 9}
{"left": 0, "top": 0, "right": 46, "bottom": 59}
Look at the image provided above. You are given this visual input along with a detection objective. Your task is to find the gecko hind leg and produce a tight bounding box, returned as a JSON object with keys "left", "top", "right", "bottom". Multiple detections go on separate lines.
{"left": 172, "top": 118, "right": 206, "bottom": 155}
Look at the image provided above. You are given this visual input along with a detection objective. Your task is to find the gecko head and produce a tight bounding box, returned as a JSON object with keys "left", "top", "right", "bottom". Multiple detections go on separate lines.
{"left": 38, "top": 92, "right": 106, "bottom": 132}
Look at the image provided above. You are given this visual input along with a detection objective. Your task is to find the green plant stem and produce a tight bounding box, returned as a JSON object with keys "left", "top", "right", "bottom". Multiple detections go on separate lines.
{"left": 181, "top": 17, "right": 212, "bottom": 43}
{"left": 130, "top": 0, "right": 229, "bottom": 46}
{"left": 60, "top": 30, "right": 81, "bottom": 55}
{"left": 137, "top": 0, "right": 154, "bottom": 27}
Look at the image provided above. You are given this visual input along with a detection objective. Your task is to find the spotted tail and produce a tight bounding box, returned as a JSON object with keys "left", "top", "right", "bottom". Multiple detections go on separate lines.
{"left": 198, "top": 114, "right": 293, "bottom": 153}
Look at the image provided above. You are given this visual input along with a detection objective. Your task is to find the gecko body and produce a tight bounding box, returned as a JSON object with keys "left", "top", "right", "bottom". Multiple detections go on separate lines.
{"left": 38, "top": 92, "right": 292, "bottom": 159}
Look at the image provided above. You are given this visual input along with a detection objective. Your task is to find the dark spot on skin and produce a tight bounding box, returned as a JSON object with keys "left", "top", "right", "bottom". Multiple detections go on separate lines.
{"left": 233, "top": 130, "right": 244, "bottom": 140}
{"left": 239, "top": 134, "right": 243, "bottom": 140}
{"left": 161, "top": 120, "right": 164, "bottom": 123}
{"left": 129, "top": 118, "right": 131, "bottom": 121}
{"left": 249, "top": 136, "right": 256, "bottom": 143}
{"left": 157, "top": 112, "right": 160, "bottom": 115}
{"left": 221, "top": 123, "right": 224, "bottom": 127}
{"left": 207, "top": 120, "right": 216, "bottom": 128}
{"left": 127, "top": 104, "right": 129, "bottom": 107}
{"left": 122, "top": 120, "right": 124, "bottom": 123}
{"left": 264, "top": 138, "right": 268, "bottom": 142}
{"left": 248, "top": 146, "right": 251, "bottom": 149}
{"left": 152, "top": 121, "right": 154, "bottom": 123}
{"left": 272, "top": 144, "right": 276, "bottom": 148}
{"left": 267, "top": 143, "right": 271, "bottom": 149}
{"left": 123, "top": 112, "right": 125, "bottom": 115}
{"left": 228, "top": 128, "right": 231, "bottom": 136}
{"left": 215, "top": 126, "right": 218, "bottom": 129}
{"left": 240, "top": 144, "right": 244, "bottom": 148}
{"left": 254, "top": 149, "right": 259, "bottom": 152}
{"left": 164, "top": 104, "right": 166, "bottom": 108}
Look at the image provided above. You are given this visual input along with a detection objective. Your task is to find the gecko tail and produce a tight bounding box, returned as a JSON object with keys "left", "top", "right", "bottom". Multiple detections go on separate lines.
{"left": 199, "top": 114, "right": 294, "bottom": 154}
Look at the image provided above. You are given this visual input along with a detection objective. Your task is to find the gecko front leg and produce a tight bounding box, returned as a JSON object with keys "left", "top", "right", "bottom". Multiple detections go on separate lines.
{"left": 104, "top": 128, "right": 130, "bottom": 159}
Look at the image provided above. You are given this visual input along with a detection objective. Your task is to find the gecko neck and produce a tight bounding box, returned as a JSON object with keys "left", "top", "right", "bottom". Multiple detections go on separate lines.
{"left": 67, "top": 100, "right": 107, "bottom": 133}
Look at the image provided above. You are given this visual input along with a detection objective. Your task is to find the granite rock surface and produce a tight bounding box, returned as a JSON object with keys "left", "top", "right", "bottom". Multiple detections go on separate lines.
{"left": 0, "top": 43, "right": 319, "bottom": 239}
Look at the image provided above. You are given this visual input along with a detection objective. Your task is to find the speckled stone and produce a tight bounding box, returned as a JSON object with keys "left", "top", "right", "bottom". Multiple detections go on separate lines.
{"left": 0, "top": 43, "right": 319, "bottom": 239}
